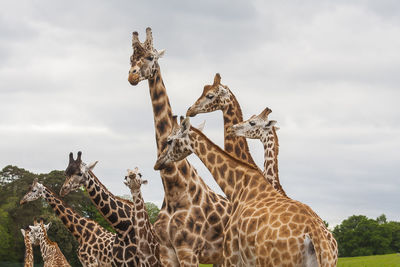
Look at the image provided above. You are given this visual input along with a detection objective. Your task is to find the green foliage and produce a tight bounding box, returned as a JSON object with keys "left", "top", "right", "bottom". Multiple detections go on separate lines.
{"left": 333, "top": 214, "right": 400, "bottom": 257}
{"left": 145, "top": 202, "right": 160, "bottom": 224}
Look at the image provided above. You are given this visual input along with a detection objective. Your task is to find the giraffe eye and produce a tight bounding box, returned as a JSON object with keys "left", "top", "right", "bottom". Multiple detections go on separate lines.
{"left": 78, "top": 172, "right": 83, "bottom": 176}
{"left": 167, "top": 139, "right": 172, "bottom": 145}
{"left": 206, "top": 94, "right": 214, "bottom": 99}
{"left": 146, "top": 56, "right": 154, "bottom": 61}
{"left": 249, "top": 121, "right": 256, "bottom": 126}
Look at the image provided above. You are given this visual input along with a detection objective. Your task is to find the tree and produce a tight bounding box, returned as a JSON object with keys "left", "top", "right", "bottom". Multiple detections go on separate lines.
{"left": 145, "top": 202, "right": 160, "bottom": 224}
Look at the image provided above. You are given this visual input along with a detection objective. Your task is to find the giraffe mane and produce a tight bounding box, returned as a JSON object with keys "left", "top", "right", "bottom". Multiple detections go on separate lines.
{"left": 88, "top": 170, "right": 136, "bottom": 207}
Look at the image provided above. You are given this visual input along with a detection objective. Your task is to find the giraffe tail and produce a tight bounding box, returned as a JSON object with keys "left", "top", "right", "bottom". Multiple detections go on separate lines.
{"left": 303, "top": 234, "right": 318, "bottom": 267}
{"left": 304, "top": 231, "right": 335, "bottom": 267}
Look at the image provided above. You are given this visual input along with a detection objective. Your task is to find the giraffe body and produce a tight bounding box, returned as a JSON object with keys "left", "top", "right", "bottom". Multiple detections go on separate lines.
{"left": 20, "top": 178, "right": 114, "bottom": 267}
{"left": 155, "top": 118, "right": 337, "bottom": 266}
{"left": 230, "top": 108, "right": 338, "bottom": 263}
{"left": 29, "top": 219, "right": 71, "bottom": 267}
{"left": 61, "top": 152, "right": 161, "bottom": 266}
{"left": 128, "top": 28, "right": 230, "bottom": 266}
{"left": 21, "top": 227, "right": 34, "bottom": 267}
{"left": 123, "top": 167, "right": 161, "bottom": 266}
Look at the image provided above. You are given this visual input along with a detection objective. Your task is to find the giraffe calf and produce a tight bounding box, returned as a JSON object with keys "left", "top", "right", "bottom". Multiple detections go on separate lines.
{"left": 29, "top": 218, "right": 71, "bottom": 267}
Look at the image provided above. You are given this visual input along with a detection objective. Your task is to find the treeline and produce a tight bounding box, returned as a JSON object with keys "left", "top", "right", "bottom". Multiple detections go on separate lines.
{"left": 333, "top": 214, "right": 400, "bottom": 257}
{"left": 0, "top": 165, "right": 159, "bottom": 266}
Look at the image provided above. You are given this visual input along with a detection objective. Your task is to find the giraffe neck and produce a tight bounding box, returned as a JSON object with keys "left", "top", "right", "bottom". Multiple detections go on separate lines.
{"left": 130, "top": 190, "right": 157, "bottom": 246}
{"left": 23, "top": 235, "right": 33, "bottom": 267}
{"left": 222, "top": 93, "right": 257, "bottom": 167}
{"left": 260, "top": 127, "right": 287, "bottom": 196}
{"left": 147, "top": 68, "right": 203, "bottom": 206}
{"left": 85, "top": 171, "right": 137, "bottom": 238}
{"left": 147, "top": 69, "right": 173, "bottom": 155}
{"left": 189, "top": 127, "right": 268, "bottom": 201}
{"left": 43, "top": 187, "right": 90, "bottom": 241}
{"left": 38, "top": 225, "right": 57, "bottom": 263}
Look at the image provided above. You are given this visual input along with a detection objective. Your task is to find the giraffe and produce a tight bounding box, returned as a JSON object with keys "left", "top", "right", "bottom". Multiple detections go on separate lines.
{"left": 186, "top": 74, "right": 287, "bottom": 196}
{"left": 154, "top": 117, "right": 338, "bottom": 267}
{"left": 60, "top": 151, "right": 161, "bottom": 267}
{"left": 29, "top": 218, "right": 71, "bottom": 267}
{"left": 128, "top": 27, "right": 231, "bottom": 266}
{"left": 123, "top": 167, "right": 160, "bottom": 266}
{"left": 21, "top": 226, "right": 34, "bottom": 267}
{"left": 20, "top": 178, "right": 114, "bottom": 267}
{"left": 229, "top": 107, "right": 339, "bottom": 260}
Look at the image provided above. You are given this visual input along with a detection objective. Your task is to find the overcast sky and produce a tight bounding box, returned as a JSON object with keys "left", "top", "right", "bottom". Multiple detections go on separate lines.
{"left": 0, "top": 0, "right": 399, "bottom": 226}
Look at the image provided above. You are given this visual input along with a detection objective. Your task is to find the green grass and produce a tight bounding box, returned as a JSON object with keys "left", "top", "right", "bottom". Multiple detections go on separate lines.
{"left": 338, "top": 253, "right": 400, "bottom": 267}
{"left": 199, "top": 253, "right": 400, "bottom": 267}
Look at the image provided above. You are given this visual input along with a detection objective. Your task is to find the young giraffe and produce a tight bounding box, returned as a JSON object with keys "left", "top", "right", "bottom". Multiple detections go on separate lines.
{"left": 229, "top": 107, "right": 339, "bottom": 261}
{"left": 154, "top": 117, "right": 337, "bottom": 267}
{"left": 29, "top": 218, "right": 71, "bottom": 267}
{"left": 20, "top": 178, "right": 114, "bottom": 267}
{"left": 186, "top": 74, "right": 287, "bottom": 196}
{"left": 123, "top": 167, "right": 160, "bottom": 266}
{"left": 128, "top": 27, "right": 231, "bottom": 266}
{"left": 60, "top": 152, "right": 161, "bottom": 267}
{"left": 21, "top": 226, "right": 34, "bottom": 267}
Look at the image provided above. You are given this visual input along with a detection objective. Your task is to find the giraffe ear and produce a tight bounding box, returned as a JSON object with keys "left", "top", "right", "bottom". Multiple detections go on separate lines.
{"left": 45, "top": 222, "right": 51, "bottom": 230}
{"left": 87, "top": 161, "right": 98, "bottom": 171}
{"left": 29, "top": 225, "right": 34, "bottom": 231}
{"left": 197, "top": 120, "right": 206, "bottom": 132}
{"left": 157, "top": 49, "right": 166, "bottom": 58}
{"left": 264, "top": 120, "right": 277, "bottom": 129}
{"left": 141, "top": 179, "right": 148, "bottom": 185}
{"left": 21, "top": 229, "right": 25, "bottom": 236}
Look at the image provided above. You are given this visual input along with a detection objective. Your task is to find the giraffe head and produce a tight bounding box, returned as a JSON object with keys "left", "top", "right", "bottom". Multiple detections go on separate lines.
{"left": 186, "top": 73, "right": 232, "bottom": 117}
{"left": 29, "top": 218, "right": 51, "bottom": 246}
{"left": 128, "top": 27, "right": 165, "bottom": 85}
{"left": 21, "top": 225, "right": 34, "bottom": 244}
{"left": 20, "top": 178, "right": 46, "bottom": 205}
{"left": 228, "top": 107, "right": 276, "bottom": 139}
{"left": 124, "top": 167, "right": 148, "bottom": 193}
{"left": 154, "top": 116, "right": 194, "bottom": 170}
{"left": 60, "top": 151, "right": 98, "bottom": 197}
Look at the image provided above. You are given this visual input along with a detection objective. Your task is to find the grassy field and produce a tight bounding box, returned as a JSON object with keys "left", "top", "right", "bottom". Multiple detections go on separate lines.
{"left": 199, "top": 253, "right": 400, "bottom": 267}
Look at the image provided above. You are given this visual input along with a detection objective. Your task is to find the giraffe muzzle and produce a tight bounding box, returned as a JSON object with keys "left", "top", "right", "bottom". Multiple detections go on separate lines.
{"left": 128, "top": 73, "right": 140, "bottom": 85}
{"left": 154, "top": 156, "right": 169, "bottom": 170}
{"left": 186, "top": 106, "right": 197, "bottom": 117}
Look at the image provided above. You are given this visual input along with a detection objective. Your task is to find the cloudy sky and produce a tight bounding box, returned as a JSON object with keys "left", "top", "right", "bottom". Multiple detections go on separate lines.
{"left": 1, "top": 0, "right": 399, "bottom": 226}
